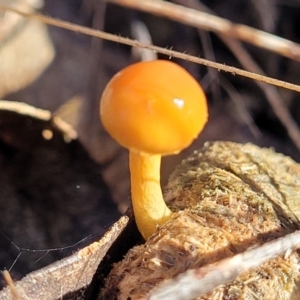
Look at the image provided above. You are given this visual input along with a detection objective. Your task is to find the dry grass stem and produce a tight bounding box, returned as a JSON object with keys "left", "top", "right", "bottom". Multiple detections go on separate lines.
{"left": 2, "top": 271, "right": 20, "bottom": 300}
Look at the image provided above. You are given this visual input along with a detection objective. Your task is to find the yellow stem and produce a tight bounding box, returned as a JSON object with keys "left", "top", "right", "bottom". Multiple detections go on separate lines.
{"left": 129, "top": 151, "right": 173, "bottom": 239}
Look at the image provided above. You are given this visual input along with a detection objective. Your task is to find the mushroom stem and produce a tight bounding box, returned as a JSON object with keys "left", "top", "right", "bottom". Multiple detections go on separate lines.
{"left": 129, "top": 151, "right": 173, "bottom": 239}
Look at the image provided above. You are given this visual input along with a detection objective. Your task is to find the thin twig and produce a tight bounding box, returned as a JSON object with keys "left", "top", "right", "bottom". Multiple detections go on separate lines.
{"left": 107, "top": 0, "right": 300, "bottom": 62}
{"left": 148, "top": 230, "right": 300, "bottom": 300}
{"left": 0, "top": 5, "right": 300, "bottom": 94}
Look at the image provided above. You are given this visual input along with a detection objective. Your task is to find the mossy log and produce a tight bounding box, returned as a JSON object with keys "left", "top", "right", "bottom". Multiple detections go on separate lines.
{"left": 100, "top": 141, "right": 300, "bottom": 300}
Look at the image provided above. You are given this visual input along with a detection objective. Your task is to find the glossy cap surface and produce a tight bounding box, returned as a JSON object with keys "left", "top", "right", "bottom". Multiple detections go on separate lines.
{"left": 100, "top": 60, "right": 208, "bottom": 155}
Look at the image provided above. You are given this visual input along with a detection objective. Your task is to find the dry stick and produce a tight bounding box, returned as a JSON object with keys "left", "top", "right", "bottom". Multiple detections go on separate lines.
{"left": 148, "top": 230, "right": 300, "bottom": 300}
{"left": 131, "top": 20, "right": 157, "bottom": 61}
{"left": 1, "top": 6, "right": 300, "bottom": 94}
{"left": 107, "top": 0, "right": 300, "bottom": 62}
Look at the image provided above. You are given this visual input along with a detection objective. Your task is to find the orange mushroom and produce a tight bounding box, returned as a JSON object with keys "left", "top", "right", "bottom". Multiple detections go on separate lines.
{"left": 100, "top": 60, "right": 208, "bottom": 239}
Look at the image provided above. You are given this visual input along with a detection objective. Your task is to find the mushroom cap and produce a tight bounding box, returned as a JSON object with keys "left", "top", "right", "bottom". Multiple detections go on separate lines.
{"left": 100, "top": 60, "right": 208, "bottom": 155}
